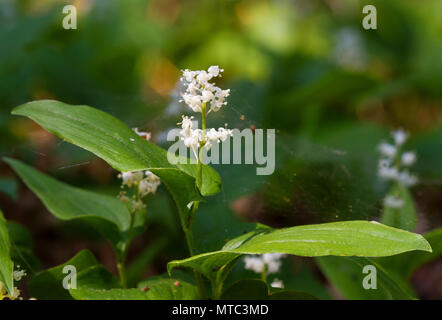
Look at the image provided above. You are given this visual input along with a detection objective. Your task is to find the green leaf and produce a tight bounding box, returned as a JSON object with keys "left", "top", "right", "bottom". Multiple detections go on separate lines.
{"left": 378, "top": 228, "right": 442, "bottom": 279}
{"left": 70, "top": 288, "right": 148, "bottom": 300}
{"left": 11, "top": 100, "right": 221, "bottom": 224}
{"left": 168, "top": 221, "right": 431, "bottom": 288}
{"left": 137, "top": 277, "right": 199, "bottom": 300}
{"left": 5, "top": 157, "right": 130, "bottom": 247}
{"left": 316, "top": 256, "right": 414, "bottom": 300}
{"left": 28, "top": 250, "right": 120, "bottom": 300}
{"left": 221, "top": 279, "right": 317, "bottom": 300}
{"left": 381, "top": 184, "right": 417, "bottom": 231}
{"left": 7, "top": 222, "right": 41, "bottom": 273}
{"left": 221, "top": 279, "right": 268, "bottom": 299}
{"left": 0, "top": 210, "right": 14, "bottom": 295}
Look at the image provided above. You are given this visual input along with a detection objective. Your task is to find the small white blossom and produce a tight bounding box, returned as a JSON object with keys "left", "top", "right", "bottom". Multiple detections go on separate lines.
{"left": 118, "top": 171, "right": 144, "bottom": 188}
{"left": 244, "top": 253, "right": 286, "bottom": 275}
{"left": 138, "top": 171, "right": 161, "bottom": 196}
{"left": 378, "top": 166, "right": 399, "bottom": 180}
{"left": 383, "top": 195, "right": 404, "bottom": 209}
{"left": 270, "top": 278, "right": 284, "bottom": 288}
{"left": 397, "top": 171, "right": 418, "bottom": 187}
{"left": 244, "top": 256, "right": 265, "bottom": 274}
{"left": 13, "top": 268, "right": 27, "bottom": 281}
{"left": 401, "top": 152, "right": 416, "bottom": 166}
{"left": 378, "top": 143, "right": 397, "bottom": 159}
{"left": 393, "top": 129, "right": 408, "bottom": 146}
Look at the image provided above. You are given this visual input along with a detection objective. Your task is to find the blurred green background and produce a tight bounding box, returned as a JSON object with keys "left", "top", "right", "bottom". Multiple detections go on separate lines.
{"left": 0, "top": 0, "right": 441, "bottom": 299}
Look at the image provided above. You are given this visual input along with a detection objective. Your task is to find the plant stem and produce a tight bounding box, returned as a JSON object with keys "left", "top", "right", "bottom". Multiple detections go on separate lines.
{"left": 117, "top": 188, "right": 139, "bottom": 288}
{"left": 117, "top": 261, "right": 127, "bottom": 288}
{"left": 182, "top": 219, "right": 206, "bottom": 299}
{"left": 196, "top": 103, "right": 207, "bottom": 190}
{"left": 261, "top": 265, "right": 267, "bottom": 284}
{"left": 181, "top": 104, "right": 208, "bottom": 299}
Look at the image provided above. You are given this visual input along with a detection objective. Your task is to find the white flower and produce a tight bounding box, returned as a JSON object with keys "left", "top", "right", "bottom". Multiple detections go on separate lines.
{"left": 383, "top": 195, "right": 404, "bottom": 209}
{"left": 378, "top": 165, "right": 399, "bottom": 180}
{"left": 262, "top": 253, "right": 286, "bottom": 274}
{"left": 378, "top": 143, "right": 397, "bottom": 159}
{"left": 401, "top": 152, "right": 416, "bottom": 166}
{"left": 244, "top": 256, "right": 265, "bottom": 274}
{"left": 244, "top": 253, "right": 286, "bottom": 275}
{"left": 119, "top": 171, "right": 144, "bottom": 187}
{"left": 179, "top": 66, "right": 230, "bottom": 113}
{"left": 13, "top": 268, "right": 27, "bottom": 281}
{"left": 138, "top": 171, "right": 161, "bottom": 196}
{"left": 397, "top": 171, "right": 418, "bottom": 187}
{"left": 393, "top": 129, "right": 408, "bottom": 146}
{"left": 208, "top": 65, "right": 223, "bottom": 77}
{"left": 270, "top": 278, "right": 284, "bottom": 288}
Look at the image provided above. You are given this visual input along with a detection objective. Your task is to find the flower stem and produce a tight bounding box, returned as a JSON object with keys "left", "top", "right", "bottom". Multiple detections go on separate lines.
{"left": 117, "top": 261, "right": 127, "bottom": 288}
{"left": 261, "top": 265, "right": 267, "bottom": 284}
{"left": 197, "top": 103, "right": 207, "bottom": 190}
{"left": 117, "top": 187, "right": 139, "bottom": 288}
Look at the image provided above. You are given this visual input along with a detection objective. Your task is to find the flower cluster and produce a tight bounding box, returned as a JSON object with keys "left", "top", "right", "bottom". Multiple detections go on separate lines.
{"left": 244, "top": 253, "right": 286, "bottom": 275}
{"left": 178, "top": 116, "right": 233, "bottom": 155}
{"left": 176, "top": 66, "right": 233, "bottom": 157}
{"left": 180, "top": 66, "right": 230, "bottom": 113}
{"left": 117, "top": 130, "right": 161, "bottom": 211}
{"left": 378, "top": 129, "right": 418, "bottom": 209}
{"left": 118, "top": 170, "right": 161, "bottom": 211}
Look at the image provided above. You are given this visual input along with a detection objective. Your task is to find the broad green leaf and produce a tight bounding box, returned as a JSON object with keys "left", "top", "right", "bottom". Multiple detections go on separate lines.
{"left": 168, "top": 221, "right": 431, "bottom": 287}
{"left": 316, "top": 256, "right": 414, "bottom": 300}
{"left": 137, "top": 277, "right": 199, "bottom": 300}
{"left": 221, "top": 279, "right": 317, "bottom": 300}
{"left": 11, "top": 100, "right": 221, "bottom": 225}
{"left": 221, "top": 279, "right": 268, "bottom": 299}
{"left": 28, "top": 250, "right": 119, "bottom": 300}
{"left": 5, "top": 157, "right": 130, "bottom": 247}
{"left": 70, "top": 288, "right": 148, "bottom": 300}
{"left": 0, "top": 210, "right": 14, "bottom": 295}
{"left": 7, "top": 222, "right": 41, "bottom": 273}
{"left": 377, "top": 228, "right": 442, "bottom": 279}
{"left": 381, "top": 184, "right": 417, "bottom": 231}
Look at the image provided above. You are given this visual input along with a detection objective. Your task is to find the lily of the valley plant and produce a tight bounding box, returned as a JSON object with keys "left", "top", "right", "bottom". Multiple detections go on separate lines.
{"left": 0, "top": 66, "right": 435, "bottom": 301}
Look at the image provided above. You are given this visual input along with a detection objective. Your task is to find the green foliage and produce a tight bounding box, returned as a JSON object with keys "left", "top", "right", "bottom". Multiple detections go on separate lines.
{"left": 11, "top": 100, "right": 221, "bottom": 232}
{"left": 316, "top": 256, "right": 413, "bottom": 300}
{"left": 7, "top": 222, "right": 41, "bottom": 273}
{"left": 221, "top": 279, "right": 317, "bottom": 300}
{"left": 5, "top": 157, "right": 131, "bottom": 250}
{"left": 0, "top": 210, "right": 14, "bottom": 295}
{"left": 168, "top": 221, "right": 431, "bottom": 297}
{"left": 70, "top": 288, "right": 148, "bottom": 300}
{"left": 137, "top": 277, "right": 199, "bottom": 300}
{"left": 28, "top": 250, "right": 120, "bottom": 300}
